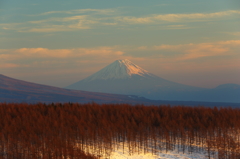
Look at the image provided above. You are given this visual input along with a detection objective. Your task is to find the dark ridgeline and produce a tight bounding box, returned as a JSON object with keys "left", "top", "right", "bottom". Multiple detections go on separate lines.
{"left": 0, "top": 103, "right": 240, "bottom": 159}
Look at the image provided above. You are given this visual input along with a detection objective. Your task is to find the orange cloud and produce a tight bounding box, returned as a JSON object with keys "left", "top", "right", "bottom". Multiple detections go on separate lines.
{"left": 14, "top": 48, "right": 71, "bottom": 58}
{"left": 1, "top": 42, "right": 239, "bottom": 88}
{"left": 75, "top": 47, "right": 124, "bottom": 56}
{"left": 0, "top": 63, "right": 27, "bottom": 68}
{"left": 118, "top": 10, "right": 240, "bottom": 24}
{"left": 152, "top": 40, "right": 240, "bottom": 61}
{"left": 0, "top": 47, "right": 125, "bottom": 68}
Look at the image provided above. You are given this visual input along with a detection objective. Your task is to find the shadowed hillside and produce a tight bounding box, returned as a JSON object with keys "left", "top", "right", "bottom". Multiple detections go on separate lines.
{"left": 0, "top": 74, "right": 147, "bottom": 104}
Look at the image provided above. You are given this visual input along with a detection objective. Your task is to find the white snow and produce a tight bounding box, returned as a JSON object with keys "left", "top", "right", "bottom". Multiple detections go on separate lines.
{"left": 108, "top": 149, "right": 207, "bottom": 159}
{"left": 82, "top": 142, "right": 208, "bottom": 159}
{"left": 118, "top": 59, "right": 149, "bottom": 76}
{"left": 83, "top": 59, "right": 153, "bottom": 81}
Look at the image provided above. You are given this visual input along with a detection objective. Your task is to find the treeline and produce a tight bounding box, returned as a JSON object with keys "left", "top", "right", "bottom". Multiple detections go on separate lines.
{"left": 0, "top": 103, "right": 240, "bottom": 159}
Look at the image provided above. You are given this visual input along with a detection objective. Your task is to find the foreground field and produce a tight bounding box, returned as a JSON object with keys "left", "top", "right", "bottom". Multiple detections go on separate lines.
{"left": 0, "top": 103, "right": 240, "bottom": 158}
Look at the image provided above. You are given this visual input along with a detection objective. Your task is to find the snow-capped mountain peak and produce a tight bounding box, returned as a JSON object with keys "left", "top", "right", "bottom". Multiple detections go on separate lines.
{"left": 83, "top": 59, "right": 152, "bottom": 81}
{"left": 66, "top": 59, "right": 240, "bottom": 103}
{"left": 117, "top": 59, "right": 150, "bottom": 76}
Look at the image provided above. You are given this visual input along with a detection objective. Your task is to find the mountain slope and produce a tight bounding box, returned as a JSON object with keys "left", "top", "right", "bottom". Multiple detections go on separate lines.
{"left": 67, "top": 59, "right": 240, "bottom": 103}
{"left": 1, "top": 74, "right": 239, "bottom": 106}
{"left": 0, "top": 74, "right": 147, "bottom": 103}
{"left": 67, "top": 59, "right": 205, "bottom": 101}
{"left": 192, "top": 83, "right": 240, "bottom": 103}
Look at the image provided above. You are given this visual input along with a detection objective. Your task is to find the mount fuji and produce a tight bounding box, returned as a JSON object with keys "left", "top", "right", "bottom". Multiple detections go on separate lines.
{"left": 67, "top": 59, "right": 240, "bottom": 103}
{"left": 67, "top": 59, "right": 204, "bottom": 101}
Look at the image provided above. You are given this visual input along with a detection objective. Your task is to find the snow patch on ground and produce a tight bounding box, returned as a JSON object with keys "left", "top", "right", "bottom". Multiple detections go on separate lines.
{"left": 103, "top": 147, "right": 207, "bottom": 159}
{"left": 82, "top": 142, "right": 208, "bottom": 159}
{"left": 109, "top": 152, "right": 206, "bottom": 159}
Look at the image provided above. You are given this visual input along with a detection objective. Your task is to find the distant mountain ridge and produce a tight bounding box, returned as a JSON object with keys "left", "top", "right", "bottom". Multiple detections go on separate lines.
{"left": 67, "top": 59, "right": 240, "bottom": 103}
{"left": 0, "top": 74, "right": 239, "bottom": 107}
{"left": 0, "top": 74, "right": 147, "bottom": 104}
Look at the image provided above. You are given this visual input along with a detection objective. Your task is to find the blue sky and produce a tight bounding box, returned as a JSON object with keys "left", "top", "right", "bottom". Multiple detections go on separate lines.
{"left": 0, "top": 0, "right": 240, "bottom": 88}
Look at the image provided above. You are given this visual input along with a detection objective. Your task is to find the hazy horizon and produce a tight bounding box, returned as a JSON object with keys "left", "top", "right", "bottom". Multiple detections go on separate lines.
{"left": 1, "top": 0, "right": 240, "bottom": 88}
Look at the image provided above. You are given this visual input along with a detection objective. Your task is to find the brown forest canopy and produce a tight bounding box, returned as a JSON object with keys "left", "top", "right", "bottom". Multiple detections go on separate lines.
{"left": 0, "top": 103, "right": 240, "bottom": 159}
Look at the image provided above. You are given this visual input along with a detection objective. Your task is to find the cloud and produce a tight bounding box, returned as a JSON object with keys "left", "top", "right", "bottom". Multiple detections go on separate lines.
{"left": 1, "top": 41, "right": 239, "bottom": 87}
{"left": 37, "top": 9, "right": 115, "bottom": 16}
{"left": 0, "top": 63, "right": 24, "bottom": 68}
{"left": 223, "top": 32, "right": 240, "bottom": 37}
{"left": 231, "top": 32, "right": 240, "bottom": 36}
{"left": 20, "top": 15, "right": 94, "bottom": 32}
{"left": 29, "top": 15, "right": 88, "bottom": 24}
{"left": 155, "top": 43, "right": 228, "bottom": 60}
{"left": 0, "top": 9, "right": 108, "bottom": 32}
{"left": 0, "top": 46, "right": 127, "bottom": 85}
{"left": 1, "top": 41, "right": 239, "bottom": 67}
{"left": 15, "top": 48, "right": 72, "bottom": 58}
{"left": 126, "top": 40, "right": 240, "bottom": 61}
{"left": 117, "top": 10, "right": 240, "bottom": 24}
{"left": 24, "top": 25, "right": 90, "bottom": 32}
{"left": 219, "top": 40, "right": 240, "bottom": 45}
{"left": 0, "top": 23, "right": 22, "bottom": 30}
{"left": 0, "top": 47, "right": 125, "bottom": 68}
{"left": 1, "top": 9, "right": 240, "bottom": 33}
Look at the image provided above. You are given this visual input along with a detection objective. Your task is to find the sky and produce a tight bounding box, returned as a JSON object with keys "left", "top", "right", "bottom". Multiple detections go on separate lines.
{"left": 0, "top": 0, "right": 240, "bottom": 88}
